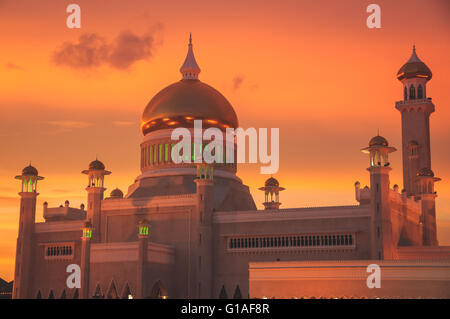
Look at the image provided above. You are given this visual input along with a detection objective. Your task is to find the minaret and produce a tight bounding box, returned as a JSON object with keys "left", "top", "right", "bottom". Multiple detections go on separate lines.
{"left": 81, "top": 159, "right": 110, "bottom": 243}
{"left": 395, "top": 46, "right": 434, "bottom": 195}
{"left": 80, "top": 220, "right": 93, "bottom": 299}
{"left": 136, "top": 219, "right": 149, "bottom": 299}
{"left": 13, "top": 164, "right": 44, "bottom": 298}
{"left": 415, "top": 168, "right": 440, "bottom": 246}
{"left": 193, "top": 164, "right": 214, "bottom": 298}
{"left": 361, "top": 136, "right": 397, "bottom": 260}
{"left": 258, "top": 177, "right": 285, "bottom": 210}
{"left": 180, "top": 33, "right": 201, "bottom": 80}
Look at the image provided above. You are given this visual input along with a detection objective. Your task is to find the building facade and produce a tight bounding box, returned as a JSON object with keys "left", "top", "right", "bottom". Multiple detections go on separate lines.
{"left": 12, "top": 39, "right": 450, "bottom": 299}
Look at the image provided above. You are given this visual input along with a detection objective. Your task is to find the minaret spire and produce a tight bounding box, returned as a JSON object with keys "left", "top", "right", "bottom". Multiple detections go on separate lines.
{"left": 180, "top": 33, "right": 201, "bottom": 80}
{"left": 407, "top": 44, "right": 421, "bottom": 63}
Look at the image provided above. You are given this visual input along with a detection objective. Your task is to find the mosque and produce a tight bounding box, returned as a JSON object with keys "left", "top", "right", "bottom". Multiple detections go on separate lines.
{"left": 12, "top": 37, "right": 450, "bottom": 299}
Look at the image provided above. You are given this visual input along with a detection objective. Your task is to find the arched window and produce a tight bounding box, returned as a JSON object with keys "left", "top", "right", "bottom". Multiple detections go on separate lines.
{"left": 418, "top": 85, "right": 423, "bottom": 99}
{"left": 409, "top": 85, "right": 416, "bottom": 100}
{"left": 219, "top": 285, "right": 228, "bottom": 299}
{"left": 233, "top": 285, "right": 242, "bottom": 299}
{"left": 404, "top": 86, "right": 407, "bottom": 100}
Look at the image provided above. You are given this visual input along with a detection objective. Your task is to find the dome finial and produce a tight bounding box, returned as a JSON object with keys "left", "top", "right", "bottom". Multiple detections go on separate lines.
{"left": 180, "top": 33, "right": 201, "bottom": 80}
{"left": 407, "top": 44, "right": 421, "bottom": 63}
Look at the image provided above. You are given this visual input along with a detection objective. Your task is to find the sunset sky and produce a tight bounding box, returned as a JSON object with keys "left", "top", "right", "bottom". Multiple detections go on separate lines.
{"left": 0, "top": 0, "right": 449, "bottom": 280}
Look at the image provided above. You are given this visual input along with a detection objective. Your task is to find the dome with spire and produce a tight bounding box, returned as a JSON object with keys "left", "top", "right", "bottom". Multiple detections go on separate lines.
{"left": 397, "top": 46, "right": 432, "bottom": 81}
{"left": 141, "top": 35, "right": 238, "bottom": 135}
{"left": 265, "top": 177, "right": 279, "bottom": 187}
{"left": 22, "top": 165, "right": 38, "bottom": 176}
{"left": 88, "top": 159, "right": 105, "bottom": 170}
{"left": 369, "top": 135, "right": 389, "bottom": 147}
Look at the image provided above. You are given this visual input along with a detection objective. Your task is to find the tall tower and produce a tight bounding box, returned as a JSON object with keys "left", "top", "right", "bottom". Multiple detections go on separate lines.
{"left": 361, "top": 136, "right": 397, "bottom": 259}
{"left": 415, "top": 168, "right": 440, "bottom": 246}
{"left": 193, "top": 164, "right": 214, "bottom": 298}
{"left": 395, "top": 46, "right": 434, "bottom": 195}
{"left": 13, "top": 165, "right": 44, "bottom": 298}
{"left": 136, "top": 219, "right": 149, "bottom": 298}
{"left": 81, "top": 159, "right": 110, "bottom": 243}
{"left": 80, "top": 220, "right": 93, "bottom": 299}
{"left": 258, "top": 177, "right": 285, "bottom": 210}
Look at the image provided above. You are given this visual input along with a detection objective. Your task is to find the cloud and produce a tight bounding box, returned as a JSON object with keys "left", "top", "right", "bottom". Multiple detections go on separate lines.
{"left": 52, "top": 33, "right": 109, "bottom": 69}
{"left": 108, "top": 31, "right": 156, "bottom": 69}
{"left": 5, "top": 62, "right": 23, "bottom": 70}
{"left": 46, "top": 121, "right": 92, "bottom": 129}
{"left": 51, "top": 28, "right": 161, "bottom": 70}
{"left": 232, "top": 75, "right": 245, "bottom": 91}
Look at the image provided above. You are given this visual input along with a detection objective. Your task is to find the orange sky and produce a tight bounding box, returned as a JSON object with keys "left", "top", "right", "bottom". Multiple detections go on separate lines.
{"left": 0, "top": 0, "right": 449, "bottom": 281}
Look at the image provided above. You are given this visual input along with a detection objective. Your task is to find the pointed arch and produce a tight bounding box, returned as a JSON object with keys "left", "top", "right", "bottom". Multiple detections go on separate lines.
{"left": 409, "top": 85, "right": 416, "bottom": 100}
{"left": 150, "top": 280, "right": 168, "bottom": 299}
{"left": 36, "top": 290, "right": 42, "bottom": 299}
{"left": 93, "top": 283, "right": 104, "bottom": 299}
{"left": 60, "top": 289, "right": 66, "bottom": 299}
{"left": 219, "top": 285, "right": 228, "bottom": 299}
{"left": 418, "top": 84, "right": 423, "bottom": 99}
{"left": 106, "top": 280, "right": 119, "bottom": 299}
{"left": 233, "top": 285, "right": 242, "bottom": 299}
{"left": 73, "top": 289, "right": 79, "bottom": 299}
{"left": 121, "top": 283, "right": 133, "bottom": 299}
{"left": 48, "top": 290, "right": 55, "bottom": 299}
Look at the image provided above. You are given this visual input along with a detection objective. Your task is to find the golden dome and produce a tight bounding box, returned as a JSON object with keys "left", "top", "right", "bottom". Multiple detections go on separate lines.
{"left": 141, "top": 79, "right": 238, "bottom": 135}
{"left": 141, "top": 36, "right": 238, "bottom": 135}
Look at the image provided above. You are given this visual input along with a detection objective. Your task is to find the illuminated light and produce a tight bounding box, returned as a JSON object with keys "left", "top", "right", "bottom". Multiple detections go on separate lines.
{"left": 206, "top": 119, "right": 218, "bottom": 124}
{"left": 128, "top": 294, "right": 133, "bottom": 299}
{"left": 162, "top": 118, "right": 170, "bottom": 122}
{"left": 82, "top": 227, "right": 92, "bottom": 239}
{"left": 397, "top": 72, "right": 404, "bottom": 78}
{"left": 222, "top": 124, "right": 230, "bottom": 128}
{"left": 139, "top": 225, "right": 149, "bottom": 236}
{"left": 150, "top": 121, "right": 157, "bottom": 125}
{"left": 416, "top": 75, "right": 428, "bottom": 78}
{"left": 184, "top": 116, "right": 193, "bottom": 120}
{"left": 161, "top": 296, "right": 168, "bottom": 299}
{"left": 167, "top": 121, "right": 178, "bottom": 126}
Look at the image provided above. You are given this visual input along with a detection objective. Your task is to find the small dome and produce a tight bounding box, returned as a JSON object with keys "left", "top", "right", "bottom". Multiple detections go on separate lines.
{"left": 417, "top": 167, "right": 434, "bottom": 177}
{"left": 369, "top": 135, "right": 389, "bottom": 147}
{"left": 397, "top": 46, "right": 432, "bottom": 81}
{"left": 265, "top": 177, "right": 279, "bottom": 187}
{"left": 22, "top": 165, "right": 38, "bottom": 176}
{"left": 88, "top": 159, "right": 105, "bottom": 170}
{"left": 110, "top": 188, "right": 124, "bottom": 198}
